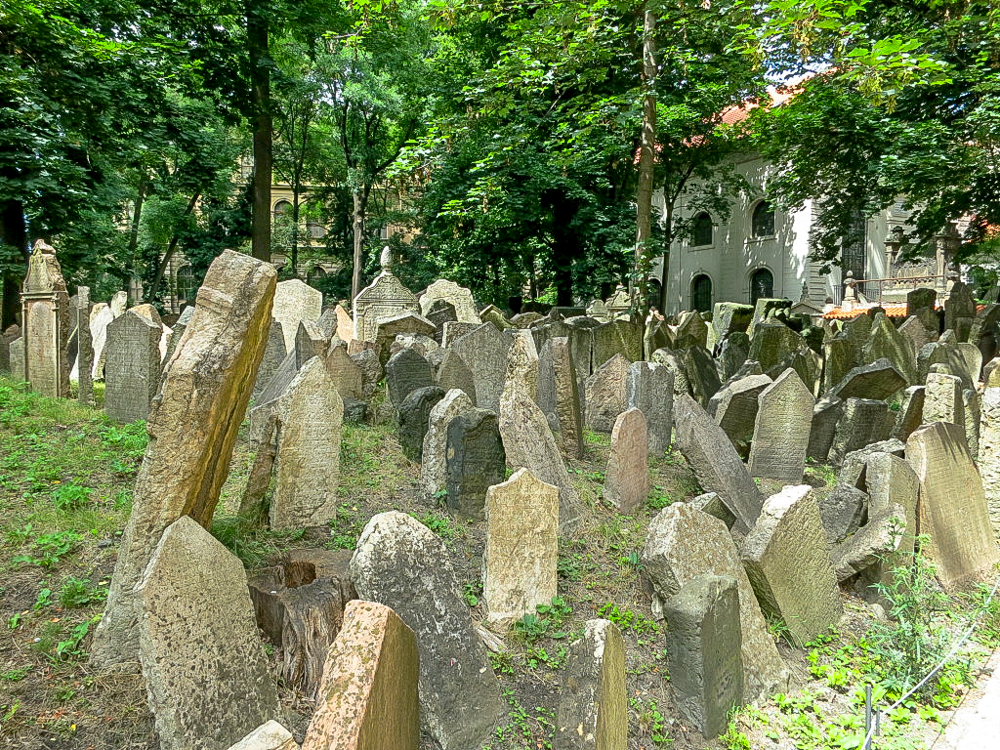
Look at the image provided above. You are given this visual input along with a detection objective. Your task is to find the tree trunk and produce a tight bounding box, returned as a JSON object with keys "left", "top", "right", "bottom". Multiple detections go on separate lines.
{"left": 128, "top": 175, "right": 148, "bottom": 273}
{"left": 291, "top": 189, "right": 300, "bottom": 277}
{"left": 148, "top": 193, "right": 200, "bottom": 304}
{"left": 635, "top": 7, "right": 658, "bottom": 314}
{"left": 659, "top": 202, "right": 673, "bottom": 314}
{"left": 0, "top": 198, "right": 26, "bottom": 329}
{"left": 248, "top": 2, "right": 272, "bottom": 263}
{"left": 350, "top": 187, "right": 368, "bottom": 303}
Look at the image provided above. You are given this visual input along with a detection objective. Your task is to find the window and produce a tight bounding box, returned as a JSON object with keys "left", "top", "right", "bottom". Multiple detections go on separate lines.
{"left": 273, "top": 200, "right": 292, "bottom": 219}
{"left": 307, "top": 267, "right": 327, "bottom": 284}
{"left": 306, "top": 220, "right": 327, "bottom": 239}
{"left": 692, "top": 212, "right": 713, "bottom": 247}
{"left": 176, "top": 266, "right": 196, "bottom": 302}
{"left": 691, "top": 274, "right": 712, "bottom": 312}
{"left": 750, "top": 268, "right": 773, "bottom": 304}
{"left": 841, "top": 210, "right": 867, "bottom": 296}
{"left": 752, "top": 200, "right": 775, "bottom": 238}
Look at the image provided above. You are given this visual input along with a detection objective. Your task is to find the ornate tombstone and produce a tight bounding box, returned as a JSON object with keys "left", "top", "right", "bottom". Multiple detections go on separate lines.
{"left": 352, "top": 246, "right": 419, "bottom": 343}
{"left": 21, "top": 240, "right": 71, "bottom": 398}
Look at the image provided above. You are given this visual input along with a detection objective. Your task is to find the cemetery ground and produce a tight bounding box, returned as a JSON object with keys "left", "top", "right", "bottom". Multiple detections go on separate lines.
{"left": 1, "top": 375, "right": 999, "bottom": 750}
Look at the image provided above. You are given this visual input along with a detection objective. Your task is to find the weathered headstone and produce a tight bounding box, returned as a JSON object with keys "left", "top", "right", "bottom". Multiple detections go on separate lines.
{"left": 806, "top": 395, "right": 843, "bottom": 463}
{"left": 716, "top": 332, "right": 751, "bottom": 382}
{"left": 923, "top": 371, "right": 964, "bottom": 426}
{"left": 9, "top": 337, "right": 24, "bottom": 380}
{"left": 295, "top": 319, "right": 327, "bottom": 368}
{"left": 918, "top": 340, "right": 982, "bottom": 389}
{"left": 350, "top": 512, "right": 504, "bottom": 750}
{"left": 748, "top": 323, "right": 802, "bottom": 373}
{"left": 642, "top": 504, "right": 787, "bottom": 701}
{"left": 740, "top": 485, "right": 843, "bottom": 645}
{"left": 674, "top": 394, "right": 764, "bottom": 534}
{"left": 822, "top": 334, "right": 859, "bottom": 393}
{"left": 504, "top": 329, "right": 539, "bottom": 403}
{"left": 828, "top": 398, "right": 892, "bottom": 466}
{"left": 483, "top": 468, "right": 559, "bottom": 623}
{"left": 603, "top": 408, "right": 649, "bottom": 513}
{"left": 446, "top": 407, "right": 506, "bottom": 521}
{"left": 72, "top": 287, "right": 95, "bottom": 405}
{"left": 584, "top": 353, "right": 630, "bottom": 433}
{"left": 419, "top": 278, "right": 481, "bottom": 324}
{"left": 681, "top": 345, "right": 723, "bottom": 406}
{"left": 300, "top": 600, "right": 419, "bottom": 750}
{"left": 906, "top": 422, "right": 1000, "bottom": 589}
{"left": 91, "top": 250, "right": 277, "bottom": 667}
{"left": 898, "top": 316, "right": 936, "bottom": 358}
{"left": 663, "top": 574, "right": 743, "bottom": 739}
{"left": 816, "top": 484, "right": 868, "bottom": 544}
{"left": 421, "top": 389, "right": 474, "bottom": 497}
{"left": 21, "top": 240, "right": 71, "bottom": 397}
{"left": 351, "top": 347, "right": 383, "bottom": 399}
{"left": 89, "top": 303, "right": 114, "bottom": 380}
{"left": 554, "top": 619, "right": 626, "bottom": 750}
{"left": 708, "top": 374, "right": 771, "bottom": 456}
{"left": 164, "top": 306, "right": 196, "bottom": 368}
{"left": 398, "top": 386, "right": 446, "bottom": 463}
{"left": 625, "top": 361, "right": 674, "bottom": 456}
{"left": 830, "top": 358, "right": 906, "bottom": 401}
{"left": 591, "top": 319, "right": 642, "bottom": 370}
{"left": 273, "top": 279, "right": 323, "bottom": 354}
{"left": 980, "top": 385, "right": 1000, "bottom": 534}
{"left": 538, "top": 337, "right": 585, "bottom": 459}
{"left": 747, "top": 368, "right": 814, "bottom": 483}
{"left": 451, "top": 322, "right": 513, "bottom": 412}
{"left": 136, "top": 516, "right": 279, "bottom": 750}
{"left": 104, "top": 310, "right": 163, "bottom": 423}
{"left": 323, "top": 338, "right": 364, "bottom": 400}
{"left": 385, "top": 347, "right": 434, "bottom": 408}
{"left": 674, "top": 310, "right": 709, "bottom": 351}
{"left": 945, "top": 280, "right": 976, "bottom": 341}
{"left": 863, "top": 313, "right": 918, "bottom": 384}
{"left": 227, "top": 721, "right": 298, "bottom": 750}
{"left": 891, "top": 385, "right": 926, "bottom": 442}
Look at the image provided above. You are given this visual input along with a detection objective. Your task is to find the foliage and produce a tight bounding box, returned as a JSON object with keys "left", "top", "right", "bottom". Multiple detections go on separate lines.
{"left": 513, "top": 596, "right": 573, "bottom": 645}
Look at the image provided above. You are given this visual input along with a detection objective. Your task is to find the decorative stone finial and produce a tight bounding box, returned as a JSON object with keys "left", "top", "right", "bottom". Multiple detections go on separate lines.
{"left": 379, "top": 246, "right": 393, "bottom": 274}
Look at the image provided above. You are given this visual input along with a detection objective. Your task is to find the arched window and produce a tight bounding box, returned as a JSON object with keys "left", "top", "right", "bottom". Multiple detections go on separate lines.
{"left": 176, "top": 266, "right": 196, "bottom": 302}
{"left": 752, "top": 200, "right": 775, "bottom": 238}
{"left": 307, "top": 266, "right": 327, "bottom": 284}
{"left": 750, "top": 268, "right": 774, "bottom": 304}
{"left": 272, "top": 200, "right": 292, "bottom": 219}
{"left": 691, "top": 274, "right": 712, "bottom": 312}
{"left": 692, "top": 212, "right": 713, "bottom": 247}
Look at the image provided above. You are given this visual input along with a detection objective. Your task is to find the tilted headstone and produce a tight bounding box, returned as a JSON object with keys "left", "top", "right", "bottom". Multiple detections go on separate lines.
{"left": 9, "top": 336, "right": 24, "bottom": 380}
{"left": 918, "top": 340, "right": 982, "bottom": 389}
{"left": 0, "top": 324, "right": 16, "bottom": 373}
{"left": 504, "top": 329, "right": 539, "bottom": 404}
{"left": 708, "top": 374, "right": 771, "bottom": 457}
{"left": 591, "top": 319, "right": 642, "bottom": 370}
{"left": 21, "top": 240, "right": 71, "bottom": 397}
{"left": 626, "top": 361, "right": 674, "bottom": 456}
{"left": 480, "top": 304, "right": 513, "bottom": 330}
{"left": 104, "top": 310, "right": 163, "bottom": 423}
{"left": 538, "top": 337, "right": 585, "bottom": 459}
{"left": 374, "top": 312, "right": 437, "bottom": 361}
{"left": 91, "top": 250, "right": 276, "bottom": 668}
{"left": 828, "top": 398, "right": 891, "bottom": 466}
{"left": 644, "top": 318, "right": 673, "bottom": 361}
{"left": 816, "top": 484, "right": 867, "bottom": 544}
{"left": 964, "top": 387, "right": 980, "bottom": 459}
{"left": 350, "top": 512, "right": 504, "bottom": 750}
{"left": 945, "top": 280, "right": 976, "bottom": 341}
{"left": 72, "top": 287, "right": 95, "bottom": 405}
{"left": 295, "top": 319, "right": 326, "bottom": 368}
{"left": 806, "top": 395, "right": 843, "bottom": 463}
{"left": 554, "top": 619, "right": 626, "bottom": 750}
{"left": 861, "top": 452, "right": 919, "bottom": 583}
{"left": 441, "top": 321, "right": 479, "bottom": 348}
{"left": 273, "top": 278, "right": 323, "bottom": 353}
{"left": 748, "top": 368, "right": 814, "bottom": 483}
{"left": 891, "top": 385, "right": 925, "bottom": 442}
{"left": 863, "top": 313, "right": 918, "bottom": 384}
{"left": 419, "top": 278, "right": 481, "bottom": 324}
{"left": 641, "top": 504, "right": 787, "bottom": 702}
{"left": 446, "top": 407, "right": 505, "bottom": 521}
{"left": 323, "top": 338, "right": 364, "bottom": 400}
{"left": 663, "top": 574, "right": 744, "bottom": 739}
{"left": 712, "top": 302, "right": 753, "bottom": 340}
{"left": 831, "top": 504, "right": 907, "bottom": 584}
{"left": 740, "top": 485, "right": 843, "bottom": 645}
{"left": 584, "top": 353, "right": 630, "bottom": 433}
{"left": 898, "top": 315, "right": 936, "bottom": 355}
{"left": 716, "top": 332, "right": 751, "bottom": 383}
{"left": 89, "top": 303, "right": 114, "bottom": 380}
{"left": 334, "top": 304, "right": 354, "bottom": 342}
{"left": 300, "top": 600, "right": 419, "bottom": 750}
{"left": 830, "top": 358, "right": 906, "bottom": 401}
{"left": 434, "top": 349, "right": 476, "bottom": 405}
{"left": 980, "top": 385, "right": 1000, "bottom": 534}
{"left": 451, "top": 322, "right": 513, "bottom": 412}
{"left": 680, "top": 345, "right": 722, "bottom": 406}
{"left": 673, "top": 310, "right": 709, "bottom": 350}
{"left": 822, "top": 334, "right": 858, "bottom": 393}
{"left": 483, "top": 468, "right": 559, "bottom": 623}
{"left": 906, "top": 422, "right": 1000, "bottom": 590}
{"left": 923, "top": 371, "right": 964, "bottom": 426}
{"left": 674, "top": 394, "right": 764, "bottom": 534}
{"left": 351, "top": 348, "right": 382, "bottom": 399}
{"left": 603, "top": 408, "right": 649, "bottom": 513}
{"left": 136, "top": 516, "right": 279, "bottom": 750}
{"left": 398, "top": 386, "right": 446, "bottom": 463}
{"left": 385, "top": 347, "right": 434, "bottom": 409}
{"left": 499, "top": 380, "right": 583, "bottom": 532}
{"left": 421, "top": 389, "right": 474, "bottom": 496}
{"left": 747, "top": 323, "right": 802, "bottom": 374}
{"left": 565, "top": 316, "right": 599, "bottom": 382}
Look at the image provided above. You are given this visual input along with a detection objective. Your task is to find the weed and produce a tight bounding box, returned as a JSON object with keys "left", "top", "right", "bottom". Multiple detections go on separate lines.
{"left": 646, "top": 490, "right": 673, "bottom": 510}
{"left": 525, "top": 645, "right": 568, "bottom": 670}
{"left": 584, "top": 429, "right": 610, "bottom": 446}
{"left": 631, "top": 698, "right": 672, "bottom": 747}
{"left": 412, "top": 511, "right": 457, "bottom": 543}
{"left": 513, "top": 597, "right": 573, "bottom": 644}
{"left": 33, "top": 587, "right": 52, "bottom": 609}
{"left": 50, "top": 482, "right": 92, "bottom": 510}
{"left": 462, "top": 580, "right": 482, "bottom": 608}
{"left": 598, "top": 603, "right": 660, "bottom": 634}
{"left": 0, "top": 666, "right": 30, "bottom": 682}
{"left": 329, "top": 503, "right": 364, "bottom": 550}
{"left": 662, "top": 446, "right": 685, "bottom": 466}
{"left": 489, "top": 650, "right": 517, "bottom": 676}
{"left": 12, "top": 530, "right": 84, "bottom": 568}
{"left": 58, "top": 577, "right": 108, "bottom": 608}
{"left": 53, "top": 615, "right": 101, "bottom": 662}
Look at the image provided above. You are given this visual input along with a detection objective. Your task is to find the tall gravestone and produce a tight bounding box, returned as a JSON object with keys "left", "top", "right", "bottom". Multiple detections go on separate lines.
{"left": 419, "top": 279, "right": 481, "bottom": 324}
{"left": 273, "top": 279, "right": 323, "bottom": 354}
{"left": 104, "top": 309, "right": 163, "bottom": 423}
{"left": 91, "top": 250, "right": 277, "bottom": 668}
{"left": 748, "top": 368, "right": 814, "bottom": 483}
{"left": 385, "top": 347, "right": 434, "bottom": 408}
{"left": 626, "top": 361, "right": 674, "bottom": 456}
{"left": 9, "top": 337, "right": 24, "bottom": 380}
{"left": 353, "top": 249, "right": 419, "bottom": 343}
{"left": 446, "top": 408, "right": 506, "bottom": 521}
{"left": 709, "top": 374, "right": 771, "bottom": 457}
{"left": 604, "top": 408, "right": 649, "bottom": 513}
{"left": 21, "top": 240, "right": 71, "bottom": 398}
{"left": 451, "top": 322, "right": 513, "bottom": 412}
{"left": 584, "top": 353, "right": 630, "bottom": 433}
{"left": 72, "top": 287, "right": 95, "bottom": 405}
{"left": 89, "top": 303, "right": 114, "bottom": 381}
{"left": 421, "top": 389, "right": 475, "bottom": 496}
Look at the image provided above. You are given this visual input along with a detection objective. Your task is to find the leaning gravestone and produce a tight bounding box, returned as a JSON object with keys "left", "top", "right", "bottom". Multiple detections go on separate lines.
{"left": 980, "top": 385, "right": 1000, "bottom": 533}
{"left": 709, "top": 374, "right": 771, "bottom": 457}
{"left": 21, "top": 240, "right": 71, "bottom": 398}
{"left": 674, "top": 394, "right": 764, "bottom": 534}
{"left": 584, "top": 353, "right": 630, "bottom": 433}
{"left": 923, "top": 371, "right": 964, "bottom": 426}
{"left": 747, "top": 368, "right": 814, "bottom": 483}
{"left": 451, "top": 322, "right": 513, "bottom": 412}
{"left": 642, "top": 504, "right": 786, "bottom": 702}
{"left": 863, "top": 313, "right": 918, "bottom": 384}
{"left": 663, "top": 574, "right": 743, "bottom": 739}
{"left": 483, "top": 468, "right": 559, "bottom": 623}
{"left": 300, "top": 600, "right": 419, "bottom": 750}
{"left": 419, "top": 278, "right": 481, "bottom": 324}
{"left": 323, "top": 339, "right": 364, "bottom": 400}
{"left": 504, "top": 329, "right": 539, "bottom": 403}
{"left": 446, "top": 407, "right": 506, "bottom": 521}
{"left": 273, "top": 278, "right": 323, "bottom": 354}
{"left": 72, "top": 287, "right": 95, "bottom": 406}
{"left": 9, "top": 337, "right": 24, "bottom": 380}
{"left": 828, "top": 398, "right": 891, "bottom": 466}
{"left": 353, "top": 250, "right": 420, "bottom": 343}
{"left": 603, "top": 408, "right": 649, "bottom": 514}
{"left": 740, "top": 485, "right": 843, "bottom": 645}
{"left": 435, "top": 349, "right": 476, "bottom": 405}
{"left": 385, "top": 347, "right": 434, "bottom": 408}
{"left": 681, "top": 345, "right": 723, "bottom": 406}
{"left": 591, "top": 319, "right": 642, "bottom": 370}
{"left": 554, "top": 619, "right": 626, "bottom": 750}
{"left": 906, "top": 422, "right": 1000, "bottom": 589}
{"left": 90, "top": 303, "right": 115, "bottom": 380}
{"left": 830, "top": 358, "right": 906, "bottom": 401}
{"left": 626, "top": 361, "right": 674, "bottom": 455}
{"left": 398, "top": 386, "right": 446, "bottom": 463}
{"left": 91, "top": 250, "right": 276, "bottom": 668}
{"left": 136, "top": 516, "right": 279, "bottom": 750}
{"left": 421, "top": 389, "right": 474, "bottom": 496}
{"left": 104, "top": 309, "right": 163, "bottom": 423}
{"left": 164, "top": 305, "right": 196, "bottom": 367}
{"left": 538, "top": 337, "right": 585, "bottom": 459}
{"left": 351, "top": 512, "right": 504, "bottom": 750}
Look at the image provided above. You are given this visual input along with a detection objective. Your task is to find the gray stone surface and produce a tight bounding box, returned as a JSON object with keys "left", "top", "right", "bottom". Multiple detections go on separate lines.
{"left": 748, "top": 368, "right": 814, "bottom": 483}
{"left": 816, "top": 484, "right": 868, "bottom": 545}
{"left": 451, "top": 322, "right": 513, "bottom": 412}
{"left": 273, "top": 279, "right": 322, "bottom": 353}
{"left": 807, "top": 396, "right": 843, "bottom": 462}
{"left": 104, "top": 310, "right": 163, "bottom": 423}
{"left": 435, "top": 349, "right": 476, "bottom": 406}
{"left": 419, "top": 279, "right": 481, "bottom": 324}
{"left": 830, "top": 358, "right": 906, "bottom": 401}
{"left": 353, "top": 269, "right": 419, "bottom": 344}
{"left": 323, "top": 339, "right": 363, "bottom": 400}
{"left": 72, "top": 287, "right": 95, "bottom": 405}
{"left": 592, "top": 319, "right": 642, "bottom": 369}
{"left": 252, "top": 321, "right": 287, "bottom": 401}
{"left": 21, "top": 241, "right": 71, "bottom": 397}
{"left": 829, "top": 398, "right": 892, "bottom": 466}
{"left": 681, "top": 345, "right": 722, "bottom": 406}
{"left": 831, "top": 504, "right": 907, "bottom": 584}
{"left": 350, "top": 512, "right": 504, "bottom": 750}
{"left": 398, "top": 386, "right": 446, "bottom": 463}
{"left": 863, "top": 313, "right": 918, "bottom": 384}
{"left": 892, "top": 385, "right": 926, "bottom": 442}
{"left": 981, "top": 386, "right": 1000, "bottom": 536}
{"left": 584, "top": 353, "right": 630, "bottom": 433}
{"left": 748, "top": 323, "right": 803, "bottom": 373}
{"left": 709, "top": 374, "right": 771, "bottom": 456}
{"left": 294, "top": 320, "right": 326, "bottom": 368}
{"left": 740, "top": 485, "right": 843, "bottom": 645}
{"left": 385, "top": 348, "right": 434, "bottom": 408}
{"left": 604, "top": 408, "right": 649, "bottom": 513}
{"left": 136, "top": 516, "right": 279, "bottom": 750}
{"left": 446, "top": 407, "right": 505, "bottom": 521}
{"left": 642, "top": 504, "right": 787, "bottom": 701}
{"left": 539, "top": 337, "right": 585, "bottom": 459}
{"left": 924, "top": 372, "right": 964, "bottom": 426}
{"left": 626, "top": 361, "right": 674, "bottom": 456}
{"left": 421, "top": 389, "right": 475, "bottom": 497}
{"left": 716, "top": 332, "right": 751, "bottom": 382}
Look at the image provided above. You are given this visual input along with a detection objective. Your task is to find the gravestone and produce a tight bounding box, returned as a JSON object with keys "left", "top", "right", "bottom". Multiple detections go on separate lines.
{"left": 591, "top": 319, "right": 642, "bottom": 369}
{"left": 441, "top": 321, "right": 479, "bottom": 348}
{"left": 830, "top": 358, "right": 906, "bottom": 401}
{"left": 918, "top": 341, "right": 982, "bottom": 388}
{"left": 334, "top": 304, "right": 354, "bottom": 342}
{"left": 945, "top": 281, "right": 976, "bottom": 341}
{"left": 72, "top": 287, "right": 95, "bottom": 406}
{"left": 353, "top": 252, "right": 420, "bottom": 343}
{"left": 822, "top": 335, "right": 859, "bottom": 393}
{"left": 898, "top": 316, "right": 935, "bottom": 357}
{"left": 584, "top": 353, "right": 630, "bottom": 433}
{"left": 104, "top": 310, "right": 163, "bottom": 423}
{"left": 964, "top": 388, "right": 981, "bottom": 459}
{"left": 21, "top": 240, "right": 71, "bottom": 397}
{"left": 906, "top": 422, "right": 1000, "bottom": 589}
{"left": 981, "top": 386, "right": 1000, "bottom": 534}
{"left": 350, "top": 512, "right": 504, "bottom": 750}
{"left": 251, "top": 323, "right": 288, "bottom": 405}
{"left": 565, "top": 316, "right": 599, "bottom": 383}
{"left": 164, "top": 306, "right": 196, "bottom": 367}
{"left": 747, "top": 368, "right": 814, "bottom": 483}
{"left": 892, "top": 385, "right": 926, "bottom": 442}
{"left": 451, "top": 323, "right": 513, "bottom": 412}
{"left": 421, "top": 389, "right": 474, "bottom": 497}
{"left": 554, "top": 619, "right": 626, "bottom": 750}
{"left": 435, "top": 349, "right": 476, "bottom": 405}
{"left": 644, "top": 318, "right": 673, "bottom": 360}
{"left": 831, "top": 504, "right": 907, "bottom": 585}
{"left": 748, "top": 323, "right": 802, "bottom": 373}
{"left": 674, "top": 394, "right": 764, "bottom": 534}
{"left": 740, "top": 485, "right": 843, "bottom": 645}
{"left": 863, "top": 313, "right": 917, "bottom": 384}
{"left": 228, "top": 721, "right": 297, "bottom": 750}
{"left": 91, "top": 250, "right": 276, "bottom": 668}
{"left": 481, "top": 304, "right": 513, "bottom": 330}
{"left": 709, "top": 374, "right": 771, "bottom": 456}
{"left": 681, "top": 345, "right": 722, "bottom": 406}
{"left": 923, "top": 372, "right": 964, "bottom": 426}
{"left": 385, "top": 348, "right": 434, "bottom": 409}
{"left": 324, "top": 339, "right": 364, "bottom": 400}
{"left": 398, "top": 386, "right": 446, "bottom": 463}
{"left": 136, "top": 516, "right": 279, "bottom": 750}
{"left": 641, "top": 504, "right": 786, "bottom": 701}
{"left": 90, "top": 303, "right": 115, "bottom": 380}
{"left": 374, "top": 312, "right": 437, "bottom": 361}
{"left": 828, "top": 398, "right": 892, "bottom": 466}
{"left": 625, "top": 361, "right": 674, "bottom": 455}
{"left": 603, "top": 408, "right": 649, "bottom": 513}
{"left": 351, "top": 348, "right": 382, "bottom": 399}
{"left": 674, "top": 310, "right": 709, "bottom": 350}
{"left": 9, "top": 337, "right": 24, "bottom": 380}
{"left": 446, "top": 408, "right": 505, "bottom": 521}
{"left": 499, "top": 380, "right": 583, "bottom": 532}
{"left": 483, "top": 469, "right": 559, "bottom": 623}
{"left": 816, "top": 484, "right": 867, "bottom": 544}
{"left": 504, "top": 329, "right": 539, "bottom": 403}
{"left": 419, "top": 278, "right": 481, "bottom": 324}
{"left": 716, "top": 332, "right": 751, "bottom": 382}
{"left": 300, "top": 600, "right": 419, "bottom": 750}
{"left": 295, "top": 320, "right": 327, "bottom": 368}
{"left": 712, "top": 302, "right": 753, "bottom": 340}
{"left": 273, "top": 279, "right": 323, "bottom": 353}
{"left": 663, "top": 575, "right": 743, "bottom": 739}
{"left": 863, "top": 452, "right": 920, "bottom": 580}
{"left": 0, "top": 324, "right": 18, "bottom": 374}
{"left": 539, "top": 337, "right": 585, "bottom": 459}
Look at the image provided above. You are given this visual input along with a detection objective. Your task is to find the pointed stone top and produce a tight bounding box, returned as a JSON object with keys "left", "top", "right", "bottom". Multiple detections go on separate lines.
{"left": 33, "top": 239, "right": 56, "bottom": 256}
{"left": 380, "top": 245, "right": 393, "bottom": 274}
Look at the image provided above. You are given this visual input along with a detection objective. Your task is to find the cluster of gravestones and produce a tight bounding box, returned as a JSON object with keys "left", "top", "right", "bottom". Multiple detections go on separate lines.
{"left": 9, "top": 241, "right": 1000, "bottom": 749}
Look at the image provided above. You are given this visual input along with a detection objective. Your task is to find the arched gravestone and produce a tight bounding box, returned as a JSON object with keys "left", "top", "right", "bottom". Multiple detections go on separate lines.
{"left": 21, "top": 240, "right": 71, "bottom": 398}
{"left": 352, "top": 248, "right": 419, "bottom": 343}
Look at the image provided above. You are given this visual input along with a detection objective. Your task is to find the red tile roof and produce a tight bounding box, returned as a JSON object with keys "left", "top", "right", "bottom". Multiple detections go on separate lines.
{"left": 823, "top": 305, "right": 909, "bottom": 320}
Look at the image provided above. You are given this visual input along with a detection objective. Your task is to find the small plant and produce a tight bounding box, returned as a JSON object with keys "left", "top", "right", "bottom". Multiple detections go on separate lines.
{"left": 33, "top": 587, "right": 52, "bottom": 609}
{"left": 12, "top": 530, "right": 84, "bottom": 568}
{"left": 412, "top": 511, "right": 457, "bottom": 543}
{"left": 646, "top": 491, "right": 673, "bottom": 510}
{"left": 59, "top": 577, "right": 108, "bottom": 608}
{"left": 53, "top": 615, "right": 101, "bottom": 662}
{"left": 489, "top": 650, "right": 517, "bottom": 676}
{"left": 598, "top": 603, "right": 660, "bottom": 635}
{"left": 329, "top": 503, "right": 364, "bottom": 550}
{"left": 525, "top": 645, "right": 568, "bottom": 670}
{"left": 513, "top": 597, "right": 573, "bottom": 644}
{"left": 633, "top": 699, "right": 672, "bottom": 747}
{"left": 0, "top": 666, "right": 30, "bottom": 682}
{"left": 462, "top": 580, "right": 482, "bottom": 608}
{"left": 51, "top": 482, "right": 92, "bottom": 510}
